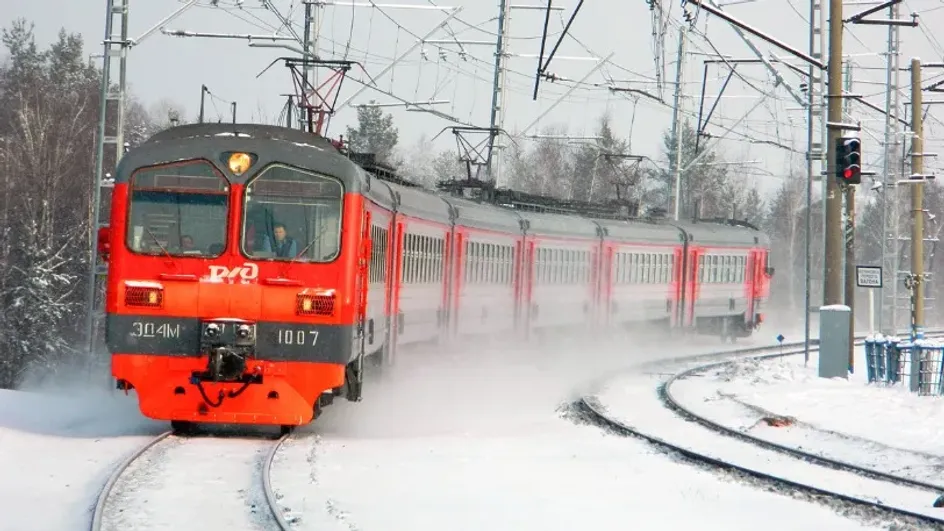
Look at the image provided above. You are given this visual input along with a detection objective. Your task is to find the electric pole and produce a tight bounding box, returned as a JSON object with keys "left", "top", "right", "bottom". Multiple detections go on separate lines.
{"left": 910, "top": 58, "right": 925, "bottom": 334}
{"left": 879, "top": 0, "right": 902, "bottom": 335}
{"left": 671, "top": 28, "right": 687, "bottom": 221}
{"left": 804, "top": 0, "right": 827, "bottom": 362}
{"left": 843, "top": 59, "right": 855, "bottom": 368}
{"left": 823, "top": 0, "right": 844, "bottom": 306}
{"left": 487, "top": 0, "right": 510, "bottom": 185}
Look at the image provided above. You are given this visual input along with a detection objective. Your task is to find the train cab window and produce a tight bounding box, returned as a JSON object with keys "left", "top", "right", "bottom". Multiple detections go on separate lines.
{"left": 242, "top": 165, "right": 343, "bottom": 262}
{"left": 126, "top": 160, "right": 229, "bottom": 258}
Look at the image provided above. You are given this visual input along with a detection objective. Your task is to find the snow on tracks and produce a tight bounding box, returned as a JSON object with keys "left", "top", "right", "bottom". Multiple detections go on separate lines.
{"left": 91, "top": 428, "right": 295, "bottom": 531}
{"left": 581, "top": 339, "right": 944, "bottom": 530}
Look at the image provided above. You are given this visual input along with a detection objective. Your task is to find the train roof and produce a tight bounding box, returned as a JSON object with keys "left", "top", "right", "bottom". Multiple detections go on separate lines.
{"left": 116, "top": 123, "right": 367, "bottom": 190}
{"left": 676, "top": 219, "right": 767, "bottom": 248}
{"left": 383, "top": 179, "right": 453, "bottom": 225}
{"left": 594, "top": 218, "right": 685, "bottom": 244}
{"left": 441, "top": 195, "right": 524, "bottom": 233}
{"left": 515, "top": 210, "right": 601, "bottom": 238}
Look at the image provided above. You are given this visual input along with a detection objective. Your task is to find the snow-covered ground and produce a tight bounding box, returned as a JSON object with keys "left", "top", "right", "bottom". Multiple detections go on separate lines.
{"left": 265, "top": 332, "right": 884, "bottom": 530}
{"left": 670, "top": 345, "right": 944, "bottom": 487}
{"left": 1, "top": 320, "right": 882, "bottom": 531}
{"left": 596, "top": 351, "right": 944, "bottom": 526}
{"left": 100, "top": 432, "right": 280, "bottom": 531}
{"left": 0, "top": 386, "right": 165, "bottom": 531}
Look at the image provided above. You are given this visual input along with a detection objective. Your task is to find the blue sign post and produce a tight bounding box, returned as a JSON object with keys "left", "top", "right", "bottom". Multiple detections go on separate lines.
{"left": 777, "top": 334, "right": 785, "bottom": 357}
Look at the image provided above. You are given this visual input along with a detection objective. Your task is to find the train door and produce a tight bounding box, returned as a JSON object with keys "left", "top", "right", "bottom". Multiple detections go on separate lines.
{"left": 448, "top": 230, "right": 466, "bottom": 338}
{"left": 439, "top": 228, "right": 454, "bottom": 341}
{"left": 685, "top": 247, "right": 704, "bottom": 328}
{"left": 600, "top": 244, "right": 615, "bottom": 326}
{"left": 513, "top": 239, "right": 523, "bottom": 331}
{"left": 522, "top": 239, "right": 536, "bottom": 340}
{"left": 672, "top": 247, "right": 685, "bottom": 327}
{"left": 589, "top": 243, "right": 601, "bottom": 328}
{"left": 385, "top": 219, "right": 405, "bottom": 365}
{"left": 746, "top": 248, "right": 766, "bottom": 324}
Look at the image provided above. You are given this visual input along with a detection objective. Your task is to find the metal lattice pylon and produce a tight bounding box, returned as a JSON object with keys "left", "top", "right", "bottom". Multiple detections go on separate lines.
{"left": 86, "top": 0, "right": 130, "bottom": 369}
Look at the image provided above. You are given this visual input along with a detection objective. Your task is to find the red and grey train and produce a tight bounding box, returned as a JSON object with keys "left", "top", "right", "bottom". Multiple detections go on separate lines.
{"left": 98, "top": 123, "right": 773, "bottom": 433}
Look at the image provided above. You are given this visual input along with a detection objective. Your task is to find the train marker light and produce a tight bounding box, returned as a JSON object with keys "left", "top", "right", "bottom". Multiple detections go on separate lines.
{"left": 124, "top": 283, "right": 164, "bottom": 308}
{"left": 227, "top": 152, "right": 254, "bottom": 175}
{"left": 296, "top": 291, "right": 336, "bottom": 316}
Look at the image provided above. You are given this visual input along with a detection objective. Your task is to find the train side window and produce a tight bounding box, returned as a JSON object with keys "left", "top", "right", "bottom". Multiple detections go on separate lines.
{"left": 615, "top": 253, "right": 622, "bottom": 284}
{"left": 488, "top": 243, "right": 495, "bottom": 284}
{"left": 126, "top": 160, "right": 229, "bottom": 258}
{"left": 424, "top": 236, "right": 431, "bottom": 284}
{"left": 625, "top": 253, "right": 631, "bottom": 284}
{"left": 404, "top": 234, "right": 411, "bottom": 284}
{"left": 369, "top": 225, "right": 387, "bottom": 284}
{"left": 434, "top": 238, "right": 441, "bottom": 282}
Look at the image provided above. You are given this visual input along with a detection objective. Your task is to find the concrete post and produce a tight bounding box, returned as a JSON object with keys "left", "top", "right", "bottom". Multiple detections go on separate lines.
{"left": 819, "top": 305, "right": 851, "bottom": 378}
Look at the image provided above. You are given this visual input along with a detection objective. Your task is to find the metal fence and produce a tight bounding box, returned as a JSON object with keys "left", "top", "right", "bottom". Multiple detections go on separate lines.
{"left": 864, "top": 335, "right": 944, "bottom": 396}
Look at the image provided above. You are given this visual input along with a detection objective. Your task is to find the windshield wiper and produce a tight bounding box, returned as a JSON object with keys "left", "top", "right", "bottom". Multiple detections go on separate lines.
{"left": 144, "top": 226, "right": 173, "bottom": 259}
{"left": 286, "top": 226, "right": 331, "bottom": 269}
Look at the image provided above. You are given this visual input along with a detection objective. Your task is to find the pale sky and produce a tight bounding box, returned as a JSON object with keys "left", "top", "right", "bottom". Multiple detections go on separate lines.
{"left": 6, "top": 0, "right": 944, "bottom": 199}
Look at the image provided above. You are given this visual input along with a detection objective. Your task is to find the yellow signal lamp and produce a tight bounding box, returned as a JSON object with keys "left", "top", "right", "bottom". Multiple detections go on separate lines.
{"left": 302, "top": 297, "right": 313, "bottom": 312}
{"left": 228, "top": 152, "right": 253, "bottom": 175}
{"left": 148, "top": 290, "right": 159, "bottom": 305}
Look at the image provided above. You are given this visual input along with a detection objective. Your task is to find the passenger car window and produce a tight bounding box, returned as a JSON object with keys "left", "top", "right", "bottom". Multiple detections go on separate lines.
{"left": 126, "top": 160, "right": 229, "bottom": 258}
{"left": 242, "top": 164, "right": 343, "bottom": 262}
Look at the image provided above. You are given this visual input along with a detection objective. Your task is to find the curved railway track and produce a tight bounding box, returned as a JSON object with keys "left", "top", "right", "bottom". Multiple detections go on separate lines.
{"left": 578, "top": 333, "right": 944, "bottom": 529}
{"left": 90, "top": 429, "right": 295, "bottom": 531}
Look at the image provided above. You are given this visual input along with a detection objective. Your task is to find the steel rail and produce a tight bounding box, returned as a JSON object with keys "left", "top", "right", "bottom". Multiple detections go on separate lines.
{"left": 263, "top": 431, "right": 295, "bottom": 530}
{"left": 89, "top": 431, "right": 173, "bottom": 531}
{"left": 579, "top": 330, "right": 944, "bottom": 528}
{"left": 661, "top": 335, "right": 944, "bottom": 494}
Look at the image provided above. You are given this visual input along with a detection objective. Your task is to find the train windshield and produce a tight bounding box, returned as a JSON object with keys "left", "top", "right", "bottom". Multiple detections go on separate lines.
{"left": 126, "top": 160, "right": 229, "bottom": 257}
{"left": 242, "top": 164, "right": 343, "bottom": 262}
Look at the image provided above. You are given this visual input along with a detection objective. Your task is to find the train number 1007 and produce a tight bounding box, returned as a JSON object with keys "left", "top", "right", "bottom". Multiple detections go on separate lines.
{"left": 277, "top": 329, "right": 319, "bottom": 346}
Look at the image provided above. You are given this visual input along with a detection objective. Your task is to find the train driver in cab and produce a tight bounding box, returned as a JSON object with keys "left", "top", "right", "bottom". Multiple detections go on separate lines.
{"left": 262, "top": 222, "right": 297, "bottom": 258}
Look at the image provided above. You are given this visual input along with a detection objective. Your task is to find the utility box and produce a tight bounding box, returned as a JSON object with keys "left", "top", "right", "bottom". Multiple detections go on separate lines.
{"left": 819, "top": 305, "right": 851, "bottom": 379}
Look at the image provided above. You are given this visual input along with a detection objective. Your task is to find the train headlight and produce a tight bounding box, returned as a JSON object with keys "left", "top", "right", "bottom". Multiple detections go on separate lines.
{"left": 236, "top": 324, "right": 253, "bottom": 339}
{"left": 124, "top": 285, "right": 164, "bottom": 308}
{"left": 227, "top": 152, "right": 254, "bottom": 176}
{"left": 204, "top": 323, "right": 221, "bottom": 338}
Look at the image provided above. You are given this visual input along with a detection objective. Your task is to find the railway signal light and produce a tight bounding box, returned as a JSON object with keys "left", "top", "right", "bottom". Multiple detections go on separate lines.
{"left": 835, "top": 137, "right": 861, "bottom": 185}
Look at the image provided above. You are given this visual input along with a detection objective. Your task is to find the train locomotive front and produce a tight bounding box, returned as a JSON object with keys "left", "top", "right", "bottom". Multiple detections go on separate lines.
{"left": 101, "top": 125, "right": 370, "bottom": 431}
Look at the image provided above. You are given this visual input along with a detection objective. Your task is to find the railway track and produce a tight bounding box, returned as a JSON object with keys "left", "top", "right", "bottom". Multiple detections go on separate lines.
{"left": 576, "top": 333, "right": 944, "bottom": 529}
{"left": 90, "top": 429, "right": 295, "bottom": 531}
